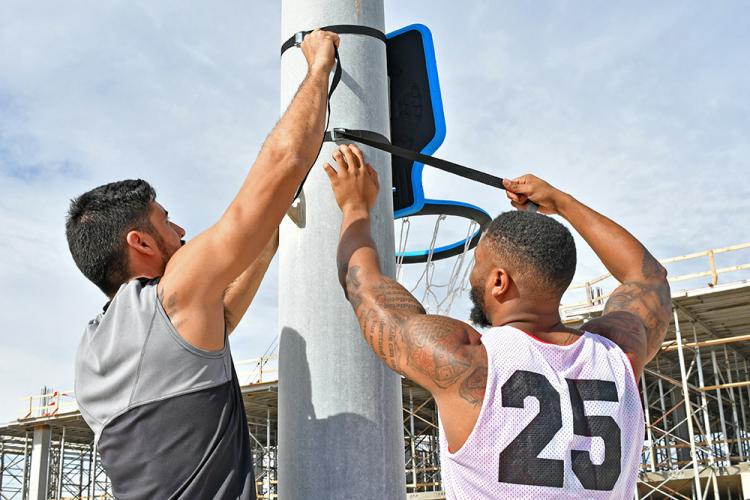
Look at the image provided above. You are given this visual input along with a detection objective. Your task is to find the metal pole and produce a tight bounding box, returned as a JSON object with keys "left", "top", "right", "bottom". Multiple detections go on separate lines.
{"left": 640, "top": 373, "right": 657, "bottom": 473}
{"left": 656, "top": 359, "right": 672, "bottom": 469}
{"left": 22, "top": 432, "right": 29, "bottom": 500}
{"left": 711, "top": 351, "right": 730, "bottom": 465}
{"left": 673, "top": 308, "right": 702, "bottom": 497}
{"left": 88, "top": 447, "right": 95, "bottom": 500}
{"left": 56, "top": 426, "right": 65, "bottom": 500}
{"left": 733, "top": 351, "right": 750, "bottom": 455}
{"left": 409, "top": 389, "right": 418, "bottom": 490}
{"left": 266, "top": 409, "right": 271, "bottom": 498}
{"left": 1, "top": 443, "right": 5, "bottom": 495}
{"left": 723, "top": 347, "right": 744, "bottom": 461}
{"left": 277, "top": 1, "right": 405, "bottom": 499}
{"left": 693, "top": 327, "right": 720, "bottom": 499}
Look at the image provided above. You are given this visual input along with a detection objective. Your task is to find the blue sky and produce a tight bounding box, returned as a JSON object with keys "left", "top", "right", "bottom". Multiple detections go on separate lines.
{"left": 1, "top": 1, "right": 748, "bottom": 423}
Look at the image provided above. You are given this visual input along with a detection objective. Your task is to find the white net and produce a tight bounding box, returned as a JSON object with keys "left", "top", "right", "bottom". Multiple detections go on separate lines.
{"left": 395, "top": 214, "right": 480, "bottom": 315}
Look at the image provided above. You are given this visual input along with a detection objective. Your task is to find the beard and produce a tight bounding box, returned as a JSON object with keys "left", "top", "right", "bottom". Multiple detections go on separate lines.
{"left": 469, "top": 285, "right": 492, "bottom": 328}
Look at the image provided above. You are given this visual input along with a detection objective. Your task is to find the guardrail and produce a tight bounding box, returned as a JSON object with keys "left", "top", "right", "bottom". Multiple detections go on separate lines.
{"left": 19, "top": 353, "right": 281, "bottom": 419}
{"left": 561, "top": 242, "right": 750, "bottom": 313}
{"left": 237, "top": 354, "right": 279, "bottom": 386}
{"left": 20, "top": 390, "right": 77, "bottom": 419}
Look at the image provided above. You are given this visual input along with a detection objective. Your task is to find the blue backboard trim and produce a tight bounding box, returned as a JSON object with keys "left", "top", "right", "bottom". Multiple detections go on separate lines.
{"left": 388, "top": 24, "right": 447, "bottom": 219}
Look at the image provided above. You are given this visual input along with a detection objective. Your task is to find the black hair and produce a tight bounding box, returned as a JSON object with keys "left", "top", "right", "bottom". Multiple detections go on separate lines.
{"left": 483, "top": 211, "right": 576, "bottom": 297}
{"left": 65, "top": 179, "right": 156, "bottom": 296}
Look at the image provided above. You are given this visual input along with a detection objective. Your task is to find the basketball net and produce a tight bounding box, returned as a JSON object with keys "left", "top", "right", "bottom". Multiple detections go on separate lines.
{"left": 395, "top": 215, "right": 479, "bottom": 315}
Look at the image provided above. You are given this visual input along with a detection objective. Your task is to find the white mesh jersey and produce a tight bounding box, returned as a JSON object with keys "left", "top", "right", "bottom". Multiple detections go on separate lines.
{"left": 439, "top": 326, "right": 644, "bottom": 500}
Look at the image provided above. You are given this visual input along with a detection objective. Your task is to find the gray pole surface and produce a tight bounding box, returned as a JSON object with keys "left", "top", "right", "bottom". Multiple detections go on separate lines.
{"left": 277, "top": 1, "right": 406, "bottom": 499}
{"left": 28, "top": 425, "right": 51, "bottom": 500}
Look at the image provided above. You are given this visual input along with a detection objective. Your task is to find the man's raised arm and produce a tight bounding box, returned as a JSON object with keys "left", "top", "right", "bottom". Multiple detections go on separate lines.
{"left": 324, "top": 145, "right": 487, "bottom": 413}
{"left": 158, "top": 30, "right": 339, "bottom": 350}
{"left": 504, "top": 175, "right": 671, "bottom": 377}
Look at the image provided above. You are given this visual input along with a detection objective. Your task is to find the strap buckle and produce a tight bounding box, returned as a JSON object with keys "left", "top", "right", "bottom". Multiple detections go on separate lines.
{"left": 330, "top": 128, "right": 348, "bottom": 142}
{"left": 294, "top": 31, "right": 306, "bottom": 47}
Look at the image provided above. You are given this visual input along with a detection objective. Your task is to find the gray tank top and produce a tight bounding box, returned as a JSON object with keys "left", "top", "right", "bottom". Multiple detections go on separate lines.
{"left": 75, "top": 278, "right": 256, "bottom": 499}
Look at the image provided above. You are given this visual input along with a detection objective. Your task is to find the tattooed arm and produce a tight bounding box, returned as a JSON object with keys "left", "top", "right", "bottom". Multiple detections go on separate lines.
{"left": 325, "top": 144, "right": 487, "bottom": 450}
{"left": 504, "top": 175, "right": 671, "bottom": 377}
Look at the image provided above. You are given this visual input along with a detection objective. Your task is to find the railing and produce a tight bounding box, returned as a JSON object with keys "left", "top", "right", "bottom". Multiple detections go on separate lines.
{"left": 18, "top": 354, "right": 280, "bottom": 419}
{"left": 236, "top": 354, "right": 279, "bottom": 386}
{"left": 20, "top": 390, "right": 77, "bottom": 419}
{"left": 561, "top": 242, "right": 750, "bottom": 314}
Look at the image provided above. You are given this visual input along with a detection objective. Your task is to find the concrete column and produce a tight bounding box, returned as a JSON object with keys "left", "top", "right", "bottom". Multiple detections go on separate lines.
{"left": 28, "top": 425, "right": 51, "bottom": 500}
{"left": 277, "top": 1, "right": 406, "bottom": 499}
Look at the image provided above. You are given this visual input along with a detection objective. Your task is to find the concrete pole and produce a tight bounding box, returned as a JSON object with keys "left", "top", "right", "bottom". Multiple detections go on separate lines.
{"left": 277, "top": 1, "right": 406, "bottom": 499}
{"left": 28, "top": 425, "right": 51, "bottom": 500}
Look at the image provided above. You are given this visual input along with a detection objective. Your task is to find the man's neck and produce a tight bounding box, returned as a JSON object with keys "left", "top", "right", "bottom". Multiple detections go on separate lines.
{"left": 492, "top": 310, "right": 581, "bottom": 345}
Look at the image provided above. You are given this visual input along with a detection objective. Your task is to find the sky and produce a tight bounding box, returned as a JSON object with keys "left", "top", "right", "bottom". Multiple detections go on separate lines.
{"left": 1, "top": 1, "right": 748, "bottom": 423}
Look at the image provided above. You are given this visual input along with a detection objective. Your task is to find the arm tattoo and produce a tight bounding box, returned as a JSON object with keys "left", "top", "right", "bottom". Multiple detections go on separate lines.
{"left": 345, "top": 265, "right": 480, "bottom": 391}
{"left": 346, "top": 266, "right": 364, "bottom": 310}
{"left": 158, "top": 286, "right": 186, "bottom": 329}
{"left": 459, "top": 366, "right": 488, "bottom": 406}
{"left": 402, "top": 317, "right": 472, "bottom": 388}
{"left": 603, "top": 250, "right": 670, "bottom": 357}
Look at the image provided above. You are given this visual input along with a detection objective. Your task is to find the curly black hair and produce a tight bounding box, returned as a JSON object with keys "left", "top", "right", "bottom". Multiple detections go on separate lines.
{"left": 65, "top": 179, "right": 156, "bottom": 297}
{"left": 483, "top": 210, "right": 576, "bottom": 297}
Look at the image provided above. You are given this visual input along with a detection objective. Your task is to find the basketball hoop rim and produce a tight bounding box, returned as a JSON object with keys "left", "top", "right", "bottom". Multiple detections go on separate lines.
{"left": 395, "top": 199, "right": 491, "bottom": 264}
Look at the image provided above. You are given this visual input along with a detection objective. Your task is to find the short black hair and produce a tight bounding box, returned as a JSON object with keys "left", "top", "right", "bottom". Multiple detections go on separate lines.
{"left": 483, "top": 211, "right": 576, "bottom": 297}
{"left": 66, "top": 179, "right": 156, "bottom": 296}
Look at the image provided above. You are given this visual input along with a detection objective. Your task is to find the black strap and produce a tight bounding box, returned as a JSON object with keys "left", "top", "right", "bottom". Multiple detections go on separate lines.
{"left": 280, "top": 25, "right": 386, "bottom": 56}
{"left": 281, "top": 26, "right": 533, "bottom": 213}
{"left": 283, "top": 26, "right": 385, "bottom": 200}
{"left": 328, "top": 128, "right": 505, "bottom": 189}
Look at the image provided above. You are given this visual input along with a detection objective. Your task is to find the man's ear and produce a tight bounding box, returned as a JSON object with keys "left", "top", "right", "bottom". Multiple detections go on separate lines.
{"left": 489, "top": 268, "right": 512, "bottom": 301}
{"left": 126, "top": 230, "right": 157, "bottom": 256}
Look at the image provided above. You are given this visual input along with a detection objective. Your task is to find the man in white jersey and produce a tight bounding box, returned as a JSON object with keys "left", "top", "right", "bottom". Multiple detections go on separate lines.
{"left": 324, "top": 144, "right": 670, "bottom": 499}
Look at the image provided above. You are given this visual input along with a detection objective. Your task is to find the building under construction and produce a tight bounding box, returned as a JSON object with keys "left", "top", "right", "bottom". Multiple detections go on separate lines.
{"left": 1, "top": 242, "right": 749, "bottom": 499}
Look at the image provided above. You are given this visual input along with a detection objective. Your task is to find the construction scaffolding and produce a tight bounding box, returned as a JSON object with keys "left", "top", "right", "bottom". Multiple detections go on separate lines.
{"left": 1, "top": 242, "right": 748, "bottom": 499}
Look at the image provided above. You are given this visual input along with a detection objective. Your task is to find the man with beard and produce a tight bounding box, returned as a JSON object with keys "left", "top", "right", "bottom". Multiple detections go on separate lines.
{"left": 325, "top": 144, "right": 669, "bottom": 499}
{"left": 66, "top": 29, "right": 339, "bottom": 499}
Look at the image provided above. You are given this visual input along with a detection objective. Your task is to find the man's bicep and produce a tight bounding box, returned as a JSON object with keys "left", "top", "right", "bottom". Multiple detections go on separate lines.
{"left": 582, "top": 310, "right": 648, "bottom": 377}
{"left": 603, "top": 279, "right": 671, "bottom": 360}
{"left": 397, "top": 315, "right": 485, "bottom": 396}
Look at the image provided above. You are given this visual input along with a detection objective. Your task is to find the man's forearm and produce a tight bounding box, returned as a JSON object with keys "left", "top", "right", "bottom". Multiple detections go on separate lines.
{"left": 250, "top": 67, "right": 329, "bottom": 184}
{"left": 557, "top": 194, "right": 667, "bottom": 283}
{"left": 337, "top": 209, "right": 381, "bottom": 298}
{"left": 559, "top": 193, "right": 670, "bottom": 359}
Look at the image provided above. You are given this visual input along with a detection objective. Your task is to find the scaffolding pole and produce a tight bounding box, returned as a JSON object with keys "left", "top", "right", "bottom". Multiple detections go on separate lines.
{"left": 693, "top": 327, "right": 720, "bottom": 499}
{"left": 711, "top": 350, "right": 731, "bottom": 464}
{"left": 673, "top": 308, "right": 702, "bottom": 496}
